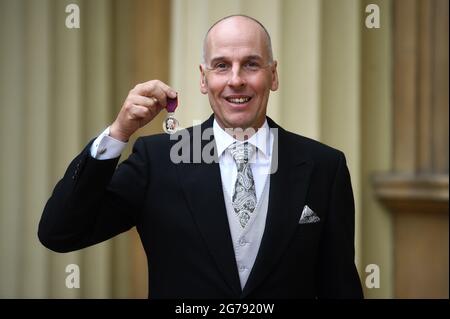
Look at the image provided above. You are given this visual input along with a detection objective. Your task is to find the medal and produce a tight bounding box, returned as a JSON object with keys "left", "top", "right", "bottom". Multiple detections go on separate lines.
{"left": 163, "top": 96, "right": 179, "bottom": 134}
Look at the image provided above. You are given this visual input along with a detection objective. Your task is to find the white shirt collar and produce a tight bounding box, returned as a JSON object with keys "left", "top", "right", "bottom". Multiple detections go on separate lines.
{"left": 213, "top": 118, "right": 271, "bottom": 159}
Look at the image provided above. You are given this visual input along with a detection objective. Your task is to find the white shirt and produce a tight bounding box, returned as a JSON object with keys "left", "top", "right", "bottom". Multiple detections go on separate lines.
{"left": 213, "top": 119, "right": 273, "bottom": 205}
{"left": 90, "top": 118, "right": 274, "bottom": 289}
{"left": 90, "top": 126, "right": 127, "bottom": 159}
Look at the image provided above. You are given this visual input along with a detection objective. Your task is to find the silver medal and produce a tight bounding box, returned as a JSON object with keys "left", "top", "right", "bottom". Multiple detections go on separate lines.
{"left": 163, "top": 96, "right": 179, "bottom": 134}
{"left": 163, "top": 113, "right": 179, "bottom": 134}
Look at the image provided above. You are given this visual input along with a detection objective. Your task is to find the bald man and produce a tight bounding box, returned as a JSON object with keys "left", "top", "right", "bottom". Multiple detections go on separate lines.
{"left": 39, "top": 15, "right": 363, "bottom": 299}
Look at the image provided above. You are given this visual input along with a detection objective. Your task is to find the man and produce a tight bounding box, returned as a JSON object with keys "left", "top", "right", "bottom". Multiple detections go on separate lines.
{"left": 39, "top": 15, "right": 363, "bottom": 298}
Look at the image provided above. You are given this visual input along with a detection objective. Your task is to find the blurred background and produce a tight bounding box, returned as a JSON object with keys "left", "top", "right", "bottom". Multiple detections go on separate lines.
{"left": 0, "top": 0, "right": 448, "bottom": 299}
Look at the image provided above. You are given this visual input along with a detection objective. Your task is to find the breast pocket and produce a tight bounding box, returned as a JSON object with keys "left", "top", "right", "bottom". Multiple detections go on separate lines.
{"left": 295, "top": 218, "right": 323, "bottom": 244}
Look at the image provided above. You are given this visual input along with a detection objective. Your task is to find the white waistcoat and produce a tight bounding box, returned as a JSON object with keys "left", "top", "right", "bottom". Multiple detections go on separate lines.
{"left": 222, "top": 177, "right": 270, "bottom": 290}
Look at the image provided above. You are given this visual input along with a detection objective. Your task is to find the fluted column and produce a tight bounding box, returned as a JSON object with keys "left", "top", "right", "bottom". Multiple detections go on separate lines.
{"left": 0, "top": 0, "right": 137, "bottom": 298}
{"left": 320, "top": 0, "right": 362, "bottom": 268}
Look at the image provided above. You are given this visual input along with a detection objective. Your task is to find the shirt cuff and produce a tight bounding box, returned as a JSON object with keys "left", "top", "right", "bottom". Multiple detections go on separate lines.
{"left": 90, "top": 127, "right": 127, "bottom": 160}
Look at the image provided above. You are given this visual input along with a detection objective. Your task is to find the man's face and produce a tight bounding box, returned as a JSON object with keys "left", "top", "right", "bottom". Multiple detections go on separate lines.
{"left": 200, "top": 17, "right": 278, "bottom": 130}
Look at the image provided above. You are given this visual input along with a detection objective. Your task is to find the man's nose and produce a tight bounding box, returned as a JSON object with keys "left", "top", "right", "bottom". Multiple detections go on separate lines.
{"left": 227, "top": 65, "right": 246, "bottom": 87}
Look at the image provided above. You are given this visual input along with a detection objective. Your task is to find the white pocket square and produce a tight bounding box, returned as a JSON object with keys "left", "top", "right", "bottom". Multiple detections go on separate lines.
{"left": 299, "top": 205, "right": 320, "bottom": 224}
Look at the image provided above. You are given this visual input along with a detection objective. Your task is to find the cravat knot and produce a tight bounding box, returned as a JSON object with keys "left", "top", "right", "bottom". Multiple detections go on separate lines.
{"left": 228, "top": 142, "right": 255, "bottom": 164}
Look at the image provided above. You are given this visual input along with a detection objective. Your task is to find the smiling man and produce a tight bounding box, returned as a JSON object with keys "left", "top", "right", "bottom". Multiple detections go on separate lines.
{"left": 39, "top": 15, "right": 364, "bottom": 298}
{"left": 200, "top": 16, "right": 278, "bottom": 132}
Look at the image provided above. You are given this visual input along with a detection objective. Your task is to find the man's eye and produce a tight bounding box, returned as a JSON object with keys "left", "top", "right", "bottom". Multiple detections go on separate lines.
{"left": 244, "top": 62, "right": 260, "bottom": 70}
{"left": 214, "top": 63, "right": 228, "bottom": 70}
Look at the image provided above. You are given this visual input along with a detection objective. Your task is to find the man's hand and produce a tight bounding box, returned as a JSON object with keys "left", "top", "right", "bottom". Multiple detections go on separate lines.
{"left": 110, "top": 80, "right": 177, "bottom": 141}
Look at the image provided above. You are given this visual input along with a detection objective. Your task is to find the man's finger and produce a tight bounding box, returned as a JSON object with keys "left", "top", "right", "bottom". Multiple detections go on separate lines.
{"left": 129, "top": 95, "right": 158, "bottom": 107}
{"left": 128, "top": 104, "right": 150, "bottom": 119}
{"left": 148, "top": 80, "right": 177, "bottom": 99}
{"left": 130, "top": 104, "right": 162, "bottom": 120}
{"left": 150, "top": 86, "right": 169, "bottom": 107}
{"left": 138, "top": 80, "right": 177, "bottom": 100}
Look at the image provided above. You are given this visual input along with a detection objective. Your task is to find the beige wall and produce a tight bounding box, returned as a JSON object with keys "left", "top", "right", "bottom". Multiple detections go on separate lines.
{"left": 0, "top": 0, "right": 133, "bottom": 298}
{"left": 360, "top": 0, "right": 393, "bottom": 298}
{"left": 3, "top": 0, "right": 439, "bottom": 299}
{"left": 320, "top": 0, "right": 362, "bottom": 271}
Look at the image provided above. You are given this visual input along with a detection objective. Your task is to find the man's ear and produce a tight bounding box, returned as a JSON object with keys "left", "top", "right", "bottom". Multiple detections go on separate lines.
{"left": 270, "top": 60, "right": 279, "bottom": 92}
{"left": 199, "top": 65, "right": 208, "bottom": 94}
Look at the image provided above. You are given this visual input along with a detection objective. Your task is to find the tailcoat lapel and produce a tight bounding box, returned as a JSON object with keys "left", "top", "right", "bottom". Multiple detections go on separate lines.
{"left": 176, "top": 116, "right": 242, "bottom": 296}
{"left": 242, "top": 119, "right": 314, "bottom": 297}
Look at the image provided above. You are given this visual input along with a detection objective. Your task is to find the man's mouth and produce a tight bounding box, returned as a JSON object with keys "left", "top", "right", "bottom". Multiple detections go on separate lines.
{"left": 225, "top": 96, "right": 252, "bottom": 104}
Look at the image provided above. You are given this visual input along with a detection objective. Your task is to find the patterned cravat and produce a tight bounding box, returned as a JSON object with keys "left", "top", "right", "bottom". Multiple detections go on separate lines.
{"left": 229, "top": 142, "right": 257, "bottom": 228}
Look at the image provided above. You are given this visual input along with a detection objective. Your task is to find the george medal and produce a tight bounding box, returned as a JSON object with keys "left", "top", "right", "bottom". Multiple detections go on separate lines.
{"left": 163, "top": 96, "right": 179, "bottom": 134}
